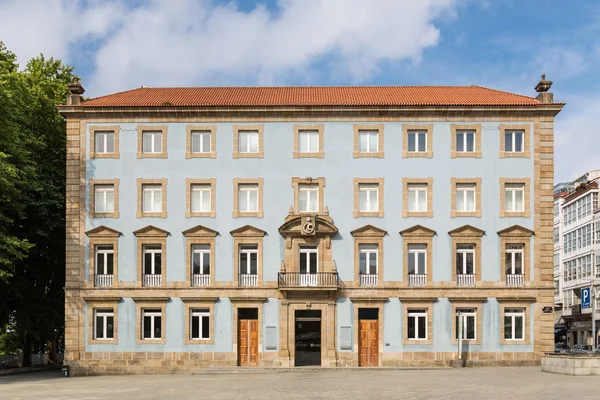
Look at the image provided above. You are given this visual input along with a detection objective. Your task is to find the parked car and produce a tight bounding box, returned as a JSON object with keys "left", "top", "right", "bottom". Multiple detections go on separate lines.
{"left": 571, "top": 344, "right": 594, "bottom": 353}
{"left": 554, "top": 343, "right": 570, "bottom": 353}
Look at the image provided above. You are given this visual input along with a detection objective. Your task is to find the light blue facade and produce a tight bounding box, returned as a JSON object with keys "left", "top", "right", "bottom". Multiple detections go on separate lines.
{"left": 85, "top": 120, "right": 535, "bottom": 356}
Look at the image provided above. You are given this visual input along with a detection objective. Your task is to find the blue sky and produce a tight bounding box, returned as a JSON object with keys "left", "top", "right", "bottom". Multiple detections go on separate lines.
{"left": 0, "top": 0, "right": 598, "bottom": 181}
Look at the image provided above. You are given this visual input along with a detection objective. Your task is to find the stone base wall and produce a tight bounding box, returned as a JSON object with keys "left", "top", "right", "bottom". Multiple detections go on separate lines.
{"left": 542, "top": 355, "right": 600, "bottom": 375}
{"left": 66, "top": 351, "right": 540, "bottom": 376}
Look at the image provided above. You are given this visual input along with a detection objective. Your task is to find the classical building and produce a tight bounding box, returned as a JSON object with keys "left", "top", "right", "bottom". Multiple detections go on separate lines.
{"left": 58, "top": 77, "right": 563, "bottom": 375}
{"left": 554, "top": 171, "right": 600, "bottom": 346}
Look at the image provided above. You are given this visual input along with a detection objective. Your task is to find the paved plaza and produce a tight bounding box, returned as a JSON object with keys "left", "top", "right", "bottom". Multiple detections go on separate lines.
{"left": 1, "top": 367, "right": 599, "bottom": 400}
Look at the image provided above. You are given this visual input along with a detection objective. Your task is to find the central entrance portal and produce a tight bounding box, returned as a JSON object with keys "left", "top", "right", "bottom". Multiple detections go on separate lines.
{"left": 295, "top": 310, "right": 321, "bottom": 366}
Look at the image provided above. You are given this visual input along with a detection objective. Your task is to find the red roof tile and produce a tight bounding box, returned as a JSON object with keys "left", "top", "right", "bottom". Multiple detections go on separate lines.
{"left": 75, "top": 86, "right": 558, "bottom": 108}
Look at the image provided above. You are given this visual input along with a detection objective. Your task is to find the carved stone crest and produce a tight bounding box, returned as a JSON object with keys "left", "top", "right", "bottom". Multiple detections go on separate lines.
{"left": 301, "top": 216, "right": 315, "bottom": 236}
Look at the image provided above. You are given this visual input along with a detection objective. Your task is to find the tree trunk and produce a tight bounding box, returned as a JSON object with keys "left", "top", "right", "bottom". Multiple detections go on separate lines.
{"left": 48, "top": 337, "right": 57, "bottom": 363}
{"left": 21, "top": 336, "right": 32, "bottom": 367}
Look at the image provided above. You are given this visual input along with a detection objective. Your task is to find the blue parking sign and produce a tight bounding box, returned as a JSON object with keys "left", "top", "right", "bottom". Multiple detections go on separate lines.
{"left": 582, "top": 287, "right": 591, "bottom": 309}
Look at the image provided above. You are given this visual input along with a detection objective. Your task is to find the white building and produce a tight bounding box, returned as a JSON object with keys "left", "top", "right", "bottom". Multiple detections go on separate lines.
{"left": 554, "top": 170, "right": 600, "bottom": 346}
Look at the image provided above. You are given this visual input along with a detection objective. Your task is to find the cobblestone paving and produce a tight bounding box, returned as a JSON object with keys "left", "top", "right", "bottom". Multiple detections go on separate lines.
{"left": 1, "top": 367, "right": 600, "bottom": 400}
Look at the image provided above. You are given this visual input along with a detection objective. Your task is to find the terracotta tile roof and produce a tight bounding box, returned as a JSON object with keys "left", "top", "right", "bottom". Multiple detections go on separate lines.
{"left": 75, "top": 86, "right": 558, "bottom": 108}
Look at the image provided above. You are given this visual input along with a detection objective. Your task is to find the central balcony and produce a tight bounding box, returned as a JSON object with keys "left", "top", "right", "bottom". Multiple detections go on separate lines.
{"left": 278, "top": 272, "right": 339, "bottom": 290}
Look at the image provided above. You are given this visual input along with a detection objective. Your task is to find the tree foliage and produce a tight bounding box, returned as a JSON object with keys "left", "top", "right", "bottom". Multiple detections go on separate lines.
{"left": 0, "top": 41, "right": 74, "bottom": 364}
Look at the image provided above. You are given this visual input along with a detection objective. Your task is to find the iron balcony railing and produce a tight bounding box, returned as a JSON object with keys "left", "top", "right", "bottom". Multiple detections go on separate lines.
{"left": 408, "top": 273, "right": 427, "bottom": 287}
{"left": 239, "top": 274, "right": 258, "bottom": 287}
{"left": 94, "top": 274, "right": 113, "bottom": 287}
{"left": 191, "top": 274, "right": 210, "bottom": 287}
{"left": 278, "top": 272, "right": 339, "bottom": 288}
{"left": 142, "top": 274, "right": 162, "bottom": 287}
{"left": 359, "top": 274, "right": 378, "bottom": 287}
{"left": 506, "top": 274, "right": 525, "bottom": 287}
{"left": 457, "top": 274, "right": 475, "bottom": 287}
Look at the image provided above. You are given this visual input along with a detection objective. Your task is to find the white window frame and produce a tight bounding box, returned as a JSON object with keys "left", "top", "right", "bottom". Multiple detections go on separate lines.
{"left": 299, "top": 246, "right": 318, "bottom": 274}
{"left": 191, "top": 131, "right": 211, "bottom": 154}
{"left": 456, "top": 183, "right": 476, "bottom": 212}
{"left": 456, "top": 309, "right": 476, "bottom": 340}
{"left": 359, "top": 244, "right": 378, "bottom": 275}
{"left": 190, "top": 184, "right": 211, "bottom": 213}
{"left": 408, "top": 130, "right": 427, "bottom": 153}
{"left": 95, "top": 131, "right": 114, "bottom": 154}
{"left": 142, "top": 309, "right": 162, "bottom": 340}
{"left": 504, "top": 183, "right": 525, "bottom": 212}
{"left": 94, "top": 184, "right": 115, "bottom": 213}
{"left": 407, "top": 309, "right": 427, "bottom": 340}
{"left": 94, "top": 309, "right": 114, "bottom": 340}
{"left": 456, "top": 244, "right": 475, "bottom": 275}
{"left": 143, "top": 245, "right": 162, "bottom": 275}
{"left": 505, "top": 244, "right": 524, "bottom": 275}
{"left": 238, "top": 184, "right": 259, "bottom": 213}
{"left": 504, "top": 308, "right": 525, "bottom": 341}
{"left": 142, "top": 131, "right": 162, "bottom": 154}
{"left": 238, "top": 130, "right": 259, "bottom": 153}
{"left": 239, "top": 245, "right": 258, "bottom": 275}
{"left": 95, "top": 245, "right": 114, "bottom": 275}
{"left": 358, "top": 130, "right": 378, "bottom": 153}
{"left": 298, "top": 130, "right": 319, "bottom": 153}
{"left": 408, "top": 183, "right": 428, "bottom": 212}
{"left": 358, "top": 183, "right": 379, "bottom": 212}
{"left": 456, "top": 130, "right": 475, "bottom": 153}
{"left": 190, "top": 308, "right": 210, "bottom": 340}
{"left": 142, "top": 184, "right": 162, "bottom": 213}
{"left": 191, "top": 245, "right": 210, "bottom": 275}
{"left": 505, "top": 130, "right": 524, "bottom": 153}
{"left": 298, "top": 184, "right": 319, "bottom": 213}
{"left": 408, "top": 244, "right": 427, "bottom": 275}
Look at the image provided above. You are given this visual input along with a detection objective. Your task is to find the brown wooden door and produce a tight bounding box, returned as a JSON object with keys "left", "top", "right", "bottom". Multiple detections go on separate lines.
{"left": 358, "top": 320, "right": 379, "bottom": 367}
{"left": 238, "top": 319, "right": 259, "bottom": 367}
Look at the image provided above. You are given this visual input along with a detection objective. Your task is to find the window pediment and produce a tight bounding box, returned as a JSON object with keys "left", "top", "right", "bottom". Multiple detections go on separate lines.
{"left": 278, "top": 215, "right": 338, "bottom": 237}
{"left": 230, "top": 224, "right": 267, "bottom": 238}
{"left": 351, "top": 224, "right": 387, "bottom": 238}
{"left": 448, "top": 224, "right": 485, "bottom": 237}
{"left": 86, "top": 225, "right": 122, "bottom": 237}
{"left": 182, "top": 224, "right": 219, "bottom": 237}
{"left": 497, "top": 225, "right": 534, "bottom": 237}
{"left": 399, "top": 225, "right": 436, "bottom": 237}
{"left": 133, "top": 225, "right": 169, "bottom": 238}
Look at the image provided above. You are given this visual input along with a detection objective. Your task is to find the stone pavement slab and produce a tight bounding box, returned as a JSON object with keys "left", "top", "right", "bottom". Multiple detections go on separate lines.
{"left": 1, "top": 367, "right": 599, "bottom": 400}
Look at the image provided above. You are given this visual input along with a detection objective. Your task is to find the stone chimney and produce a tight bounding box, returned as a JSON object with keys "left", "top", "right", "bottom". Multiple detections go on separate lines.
{"left": 535, "top": 74, "right": 553, "bottom": 103}
{"left": 66, "top": 77, "right": 85, "bottom": 105}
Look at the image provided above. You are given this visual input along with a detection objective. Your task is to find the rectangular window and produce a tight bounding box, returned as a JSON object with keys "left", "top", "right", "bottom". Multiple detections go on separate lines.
{"left": 504, "top": 183, "right": 525, "bottom": 212}
{"left": 94, "top": 309, "right": 114, "bottom": 340}
{"left": 358, "top": 184, "right": 379, "bottom": 212}
{"left": 554, "top": 203, "right": 559, "bottom": 217}
{"left": 408, "top": 183, "right": 428, "bottom": 212}
{"left": 456, "top": 244, "right": 475, "bottom": 275}
{"left": 456, "top": 183, "right": 475, "bottom": 212}
{"left": 238, "top": 130, "right": 259, "bottom": 153}
{"left": 239, "top": 245, "right": 258, "bottom": 275}
{"left": 95, "top": 131, "right": 115, "bottom": 154}
{"left": 191, "top": 184, "right": 211, "bottom": 213}
{"left": 554, "top": 227, "right": 559, "bottom": 244}
{"left": 95, "top": 245, "right": 114, "bottom": 275}
{"left": 299, "top": 246, "right": 318, "bottom": 275}
{"left": 142, "top": 309, "right": 162, "bottom": 340}
{"left": 456, "top": 130, "right": 475, "bottom": 153}
{"left": 191, "top": 131, "right": 211, "bottom": 153}
{"left": 191, "top": 245, "right": 210, "bottom": 275}
{"left": 143, "top": 245, "right": 162, "bottom": 275}
{"left": 358, "top": 130, "right": 378, "bottom": 153}
{"left": 504, "top": 130, "right": 524, "bottom": 153}
{"left": 298, "top": 184, "right": 318, "bottom": 213}
{"left": 456, "top": 309, "right": 476, "bottom": 340}
{"left": 298, "top": 130, "right": 319, "bottom": 153}
{"left": 407, "top": 309, "right": 427, "bottom": 340}
{"left": 190, "top": 308, "right": 210, "bottom": 340}
{"left": 142, "top": 184, "right": 162, "bottom": 213}
{"left": 407, "top": 130, "right": 427, "bottom": 153}
{"left": 407, "top": 244, "right": 427, "bottom": 275}
{"left": 142, "top": 131, "right": 162, "bottom": 154}
{"left": 359, "top": 244, "right": 378, "bottom": 275}
{"left": 505, "top": 244, "right": 523, "bottom": 275}
{"left": 504, "top": 308, "right": 524, "bottom": 340}
{"left": 94, "top": 184, "right": 114, "bottom": 213}
{"left": 238, "top": 184, "right": 259, "bottom": 212}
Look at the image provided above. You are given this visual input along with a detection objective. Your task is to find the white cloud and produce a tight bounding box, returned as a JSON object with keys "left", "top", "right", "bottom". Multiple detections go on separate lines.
{"left": 0, "top": 0, "right": 459, "bottom": 95}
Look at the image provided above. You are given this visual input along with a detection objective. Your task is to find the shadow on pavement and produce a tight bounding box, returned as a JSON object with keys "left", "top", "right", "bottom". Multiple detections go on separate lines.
{"left": 0, "top": 370, "right": 63, "bottom": 384}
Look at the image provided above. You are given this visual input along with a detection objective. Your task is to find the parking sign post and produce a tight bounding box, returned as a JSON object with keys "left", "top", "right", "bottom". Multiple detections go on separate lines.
{"left": 593, "top": 286, "right": 596, "bottom": 349}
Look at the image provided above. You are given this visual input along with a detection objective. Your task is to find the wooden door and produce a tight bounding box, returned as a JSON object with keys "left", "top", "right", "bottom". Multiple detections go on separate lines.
{"left": 359, "top": 320, "right": 379, "bottom": 367}
{"left": 238, "top": 319, "right": 259, "bottom": 367}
